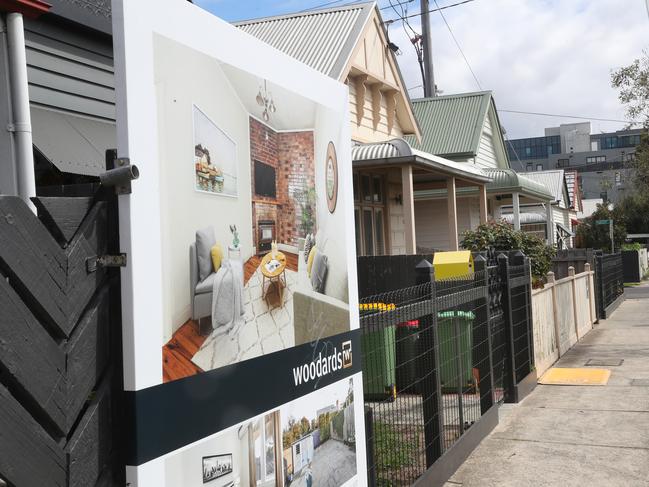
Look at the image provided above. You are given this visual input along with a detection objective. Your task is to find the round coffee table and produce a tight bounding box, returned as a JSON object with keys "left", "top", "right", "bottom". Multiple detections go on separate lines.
{"left": 260, "top": 251, "right": 287, "bottom": 307}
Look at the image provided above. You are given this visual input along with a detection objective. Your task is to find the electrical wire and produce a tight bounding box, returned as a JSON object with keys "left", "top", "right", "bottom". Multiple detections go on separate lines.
{"left": 433, "top": 0, "right": 482, "bottom": 91}
{"left": 499, "top": 110, "right": 637, "bottom": 124}
{"left": 298, "top": 0, "right": 350, "bottom": 13}
{"left": 504, "top": 135, "right": 527, "bottom": 172}
{"left": 383, "top": 0, "right": 477, "bottom": 23}
{"left": 379, "top": 0, "right": 415, "bottom": 11}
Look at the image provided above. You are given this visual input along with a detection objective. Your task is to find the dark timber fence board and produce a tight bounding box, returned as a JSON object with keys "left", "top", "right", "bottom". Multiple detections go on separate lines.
{"left": 0, "top": 174, "right": 123, "bottom": 487}
{"left": 552, "top": 248, "right": 595, "bottom": 279}
{"left": 357, "top": 254, "right": 433, "bottom": 298}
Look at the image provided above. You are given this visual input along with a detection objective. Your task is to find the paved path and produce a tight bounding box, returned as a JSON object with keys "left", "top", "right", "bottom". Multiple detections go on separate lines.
{"left": 291, "top": 439, "right": 356, "bottom": 487}
{"left": 445, "top": 284, "right": 649, "bottom": 487}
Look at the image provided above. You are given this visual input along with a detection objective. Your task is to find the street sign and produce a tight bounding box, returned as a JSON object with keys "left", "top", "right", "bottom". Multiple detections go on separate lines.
{"left": 595, "top": 219, "right": 610, "bottom": 225}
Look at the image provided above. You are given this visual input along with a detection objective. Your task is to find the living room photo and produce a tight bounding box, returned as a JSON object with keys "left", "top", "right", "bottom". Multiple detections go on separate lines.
{"left": 153, "top": 34, "right": 352, "bottom": 382}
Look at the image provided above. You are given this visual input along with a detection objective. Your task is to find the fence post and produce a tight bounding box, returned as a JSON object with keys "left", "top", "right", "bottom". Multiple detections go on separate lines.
{"left": 512, "top": 251, "right": 534, "bottom": 377}
{"left": 547, "top": 271, "right": 560, "bottom": 356}
{"left": 473, "top": 254, "right": 494, "bottom": 415}
{"left": 498, "top": 253, "right": 516, "bottom": 402}
{"left": 415, "top": 259, "right": 444, "bottom": 468}
{"left": 364, "top": 406, "right": 377, "bottom": 487}
{"left": 594, "top": 251, "right": 604, "bottom": 320}
{"left": 569, "top": 266, "right": 580, "bottom": 340}
{"left": 585, "top": 263, "right": 595, "bottom": 326}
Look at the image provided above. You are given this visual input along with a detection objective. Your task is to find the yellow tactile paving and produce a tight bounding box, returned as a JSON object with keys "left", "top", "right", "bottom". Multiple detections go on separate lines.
{"left": 538, "top": 367, "right": 611, "bottom": 386}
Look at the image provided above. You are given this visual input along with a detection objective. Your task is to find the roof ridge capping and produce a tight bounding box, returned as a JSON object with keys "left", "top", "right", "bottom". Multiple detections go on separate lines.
{"left": 233, "top": 1, "right": 375, "bottom": 26}
{"left": 411, "top": 90, "right": 493, "bottom": 103}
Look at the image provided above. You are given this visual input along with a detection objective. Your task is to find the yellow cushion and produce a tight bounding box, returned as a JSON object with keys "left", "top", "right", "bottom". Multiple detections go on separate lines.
{"left": 211, "top": 244, "right": 223, "bottom": 272}
{"left": 307, "top": 246, "right": 317, "bottom": 277}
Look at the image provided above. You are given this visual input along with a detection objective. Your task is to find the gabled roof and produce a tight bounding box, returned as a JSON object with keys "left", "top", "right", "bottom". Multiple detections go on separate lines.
{"left": 235, "top": 2, "right": 374, "bottom": 79}
{"left": 483, "top": 168, "right": 554, "bottom": 201}
{"left": 524, "top": 170, "right": 571, "bottom": 208}
{"left": 406, "top": 91, "right": 494, "bottom": 158}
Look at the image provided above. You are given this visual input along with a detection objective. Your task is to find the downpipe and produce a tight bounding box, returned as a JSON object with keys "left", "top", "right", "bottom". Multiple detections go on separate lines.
{"left": 6, "top": 12, "right": 36, "bottom": 212}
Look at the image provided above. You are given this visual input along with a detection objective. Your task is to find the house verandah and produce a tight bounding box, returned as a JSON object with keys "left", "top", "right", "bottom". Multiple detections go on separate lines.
{"left": 352, "top": 140, "right": 557, "bottom": 256}
{"left": 352, "top": 139, "right": 492, "bottom": 254}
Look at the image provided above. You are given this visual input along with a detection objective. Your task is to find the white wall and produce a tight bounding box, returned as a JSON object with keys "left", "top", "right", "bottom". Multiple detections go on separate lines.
{"left": 414, "top": 196, "right": 479, "bottom": 251}
{"left": 154, "top": 35, "right": 254, "bottom": 341}
{"left": 165, "top": 426, "right": 247, "bottom": 487}
{"left": 314, "top": 105, "right": 351, "bottom": 303}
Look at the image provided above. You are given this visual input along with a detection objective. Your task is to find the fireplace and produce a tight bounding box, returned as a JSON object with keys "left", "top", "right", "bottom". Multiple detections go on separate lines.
{"left": 257, "top": 220, "right": 275, "bottom": 255}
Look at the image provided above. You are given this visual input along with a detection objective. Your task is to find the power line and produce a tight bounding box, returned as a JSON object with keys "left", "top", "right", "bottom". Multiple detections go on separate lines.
{"left": 383, "top": 0, "right": 477, "bottom": 23}
{"left": 499, "top": 109, "right": 637, "bottom": 124}
{"left": 433, "top": 0, "right": 482, "bottom": 91}
{"left": 298, "top": 0, "right": 350, "bottom": 13}
{"left": 380, "top": 0, "right": 415, "bottom": 10}
{"left": 504, "top": 135, "right": 526, "bottom": 172}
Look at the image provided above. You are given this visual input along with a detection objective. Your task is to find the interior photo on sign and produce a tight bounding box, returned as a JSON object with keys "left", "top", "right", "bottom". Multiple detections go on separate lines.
{"left": 165, "top": 379, "right": 357, "bottom": 487}
{"left": 154, "top": 34, "right": 351, "bottom": 382}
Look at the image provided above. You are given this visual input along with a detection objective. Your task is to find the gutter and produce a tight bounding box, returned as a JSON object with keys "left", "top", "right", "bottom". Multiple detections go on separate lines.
{"left": 352, "top": 155, "right": 493, "bottom": 184}
{"left": 6, "top": 12, "right": 35, "bottom": 211}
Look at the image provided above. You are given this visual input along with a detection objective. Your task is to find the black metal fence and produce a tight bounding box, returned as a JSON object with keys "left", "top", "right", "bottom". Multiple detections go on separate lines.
{"left": 360, "top": 251, "right": 534, "bottom": 486}
{"left": 595, "top": 252, "right": 625, "bottom": 319}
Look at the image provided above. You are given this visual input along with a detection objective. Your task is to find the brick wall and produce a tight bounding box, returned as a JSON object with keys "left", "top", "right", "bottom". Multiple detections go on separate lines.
{"left": 250, "top": 117, "right": 315, "bottom": 251}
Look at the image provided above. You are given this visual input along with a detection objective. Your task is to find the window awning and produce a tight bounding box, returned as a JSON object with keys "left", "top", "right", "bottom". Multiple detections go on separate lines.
{"left": 31, "top": 106, "right": 116, "bottom": 177}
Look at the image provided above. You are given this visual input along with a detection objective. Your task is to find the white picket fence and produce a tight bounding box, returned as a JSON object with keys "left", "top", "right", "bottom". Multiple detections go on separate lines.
{"left": 532, "top": 265, "right": 597, "bottom": 376}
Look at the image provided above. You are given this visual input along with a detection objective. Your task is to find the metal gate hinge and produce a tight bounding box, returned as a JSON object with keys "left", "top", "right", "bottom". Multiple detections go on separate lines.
{"left": 99, "top": 156, "right": 140, "bottom": 195}
{"left": 87, "top": 254, "right": 127, "bottom": 272}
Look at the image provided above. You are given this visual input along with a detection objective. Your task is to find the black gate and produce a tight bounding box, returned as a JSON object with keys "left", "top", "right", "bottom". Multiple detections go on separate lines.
{"left": 0, "top": 187, "right": 123, "bottom": 486}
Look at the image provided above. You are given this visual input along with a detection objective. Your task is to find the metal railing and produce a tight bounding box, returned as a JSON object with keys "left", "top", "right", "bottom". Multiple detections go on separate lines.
{"left": 360, "top": 251, "right": 534, "bottom": 486}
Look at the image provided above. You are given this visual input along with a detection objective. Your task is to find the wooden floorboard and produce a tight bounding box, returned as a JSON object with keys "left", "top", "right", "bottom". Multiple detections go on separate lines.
{"left": 163, "top": 252, "right": 299, "bottom": 383}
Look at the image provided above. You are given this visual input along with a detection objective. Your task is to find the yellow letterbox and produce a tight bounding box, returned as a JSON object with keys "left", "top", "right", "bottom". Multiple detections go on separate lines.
{"left": 432, "top": 251, "right": 474, "bottom": 279}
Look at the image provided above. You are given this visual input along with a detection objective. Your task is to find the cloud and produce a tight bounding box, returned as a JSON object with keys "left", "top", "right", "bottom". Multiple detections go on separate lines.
{"left": 382, "top": 0, "right": 649, "bottom": 138}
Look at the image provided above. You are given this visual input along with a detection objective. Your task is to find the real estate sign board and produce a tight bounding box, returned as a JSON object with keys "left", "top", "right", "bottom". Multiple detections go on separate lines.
{"left": 112, "top": 1, "right": 365, "bottom": 485}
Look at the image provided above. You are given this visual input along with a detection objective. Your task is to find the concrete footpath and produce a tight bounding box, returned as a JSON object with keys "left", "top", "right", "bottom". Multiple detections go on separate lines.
{"left": 445, "top": 284, "right": 649, "bottom": 487}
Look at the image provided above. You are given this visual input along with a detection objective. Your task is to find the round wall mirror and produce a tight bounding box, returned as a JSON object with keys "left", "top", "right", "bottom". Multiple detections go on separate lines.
{"left": 325, "top": 141, "right": 338, "bottom": 213}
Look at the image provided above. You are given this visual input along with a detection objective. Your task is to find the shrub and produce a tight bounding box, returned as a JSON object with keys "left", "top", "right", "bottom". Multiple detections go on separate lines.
{"left": 461, "top": 220, "right": 556, "bottom": 283}
{"left": 622, "top": 242, "right": 643, "bottom": 251}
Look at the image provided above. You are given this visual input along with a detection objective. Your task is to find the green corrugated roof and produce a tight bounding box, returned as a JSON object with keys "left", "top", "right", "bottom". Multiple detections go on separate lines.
{"left": 483, "top": 168, "right": 554, "bottom": 201}
{"left": 405, "top": 91, "right": 492, "bottom": 157}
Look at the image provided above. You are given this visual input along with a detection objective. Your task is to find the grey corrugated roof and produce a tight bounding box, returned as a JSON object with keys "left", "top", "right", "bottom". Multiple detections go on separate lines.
{"left": 524, "top": 170, "right": 570, "bottom": 207}
{"left": 564, "top": 170, "right": 580, "bottom": 211}
{"left": 483, "top": 168, "right": 554, "bottom": 201}
{"left": 352, "top": 138, "right": 491, "bottom": 182}
{"left": 235, "top": 2, "right": 374, "bottom": 79}
{"left": 405, "top": 91, "right": 492, "bottom": 157}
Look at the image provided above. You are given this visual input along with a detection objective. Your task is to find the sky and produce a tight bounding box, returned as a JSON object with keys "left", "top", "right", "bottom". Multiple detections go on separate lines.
{"left": 194, "top": 0, "right": 649, "bottom": 139}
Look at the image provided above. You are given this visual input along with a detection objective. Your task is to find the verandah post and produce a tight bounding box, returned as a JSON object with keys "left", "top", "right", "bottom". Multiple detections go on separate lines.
{"left": 415, "top": 259, "right": 444, "bottom": 467}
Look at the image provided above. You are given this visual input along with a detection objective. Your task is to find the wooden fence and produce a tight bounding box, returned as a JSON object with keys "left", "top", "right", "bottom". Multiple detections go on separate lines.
{"left": 552, "top": 248, "right": 596, "bottom": 279}
{"left": 531, "top": 266, "right": 597, "bottom": 377}
{"left": 0, "top": 192, "right": 123, "bottom": 486}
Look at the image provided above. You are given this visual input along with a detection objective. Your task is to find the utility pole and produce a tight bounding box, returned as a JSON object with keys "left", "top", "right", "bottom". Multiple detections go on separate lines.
{"left": 421, "top": 0, "right": 436, "bottom": 97}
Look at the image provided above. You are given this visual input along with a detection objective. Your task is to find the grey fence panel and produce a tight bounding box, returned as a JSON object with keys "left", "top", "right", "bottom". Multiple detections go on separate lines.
{"left": 0, "top": 189, "right": 123, "bottom": 486}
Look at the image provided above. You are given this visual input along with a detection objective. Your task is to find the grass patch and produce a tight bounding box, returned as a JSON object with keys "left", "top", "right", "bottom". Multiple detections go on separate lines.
{"left": 373, "top": 421, "right": 421, "bottom": 471}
